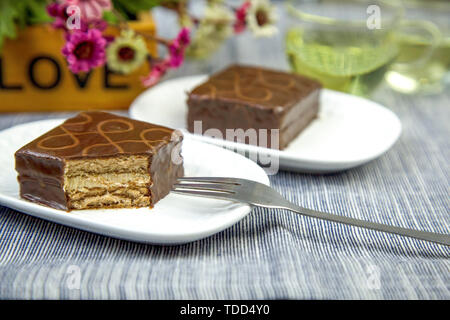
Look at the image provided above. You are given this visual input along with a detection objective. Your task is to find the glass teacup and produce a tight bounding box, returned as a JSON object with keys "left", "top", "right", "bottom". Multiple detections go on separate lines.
{"left": 385, "top": 0, "right": 449, "bottom": 94}
{"left": 285, "top": 0, "right": 440, "bottom": 96}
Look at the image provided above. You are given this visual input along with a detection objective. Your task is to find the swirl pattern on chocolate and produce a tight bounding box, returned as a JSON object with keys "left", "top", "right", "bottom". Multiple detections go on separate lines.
{"left": 189, "top": 65, "right": 320, "bottom": 109}
{"left": 25, "top": 111, "right": 175, "bottom": 158}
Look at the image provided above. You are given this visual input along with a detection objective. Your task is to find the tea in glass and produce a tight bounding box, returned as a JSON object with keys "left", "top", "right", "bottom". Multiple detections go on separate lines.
{"left": 286, "top": 0, "right": 402, "bottom": 96}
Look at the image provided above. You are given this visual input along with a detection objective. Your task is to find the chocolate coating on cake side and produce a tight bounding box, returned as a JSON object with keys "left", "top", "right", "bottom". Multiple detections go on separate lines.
{"left": 187, "top": 65, "right": 321, "bottom": 149}
{"left": 15, "top": 111, "right": 184, "bottom": 210}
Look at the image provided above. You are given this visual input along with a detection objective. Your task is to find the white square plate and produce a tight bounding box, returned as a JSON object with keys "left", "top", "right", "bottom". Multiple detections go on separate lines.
{"left": 0, "top": 119, "right": 269, "bottom": 244}
{"left": 130, "top": 75, "right": 402, "bottom": 173}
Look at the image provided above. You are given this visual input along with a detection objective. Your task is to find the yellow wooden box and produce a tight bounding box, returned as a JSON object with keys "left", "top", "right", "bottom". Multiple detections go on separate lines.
{"left": 0, "top": 14, "right": 157, "bottom": 112}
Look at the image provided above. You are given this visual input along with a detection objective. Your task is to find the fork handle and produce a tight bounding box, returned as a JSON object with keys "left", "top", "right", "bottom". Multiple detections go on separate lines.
{"left": 283, "top": 203, "right": 450, "bottom": 246}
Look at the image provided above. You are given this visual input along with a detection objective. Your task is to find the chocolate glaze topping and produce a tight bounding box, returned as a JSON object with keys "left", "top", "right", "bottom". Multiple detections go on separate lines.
{"left": 17, "top": 111, "right": 177, "bottom": 159}
{"left": 189, "top": 64, "right": 321, "bottom": 111}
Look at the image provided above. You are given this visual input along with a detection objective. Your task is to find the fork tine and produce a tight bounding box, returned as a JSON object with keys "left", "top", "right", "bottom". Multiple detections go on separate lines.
{"left": 171, "top": 189, "right": 238, "bottom": 201}
{"left": 173, "top": 183, "right": 235, "bottom": 193}
{"left": 176, "top": 177, "right": 242, "bottom": 185}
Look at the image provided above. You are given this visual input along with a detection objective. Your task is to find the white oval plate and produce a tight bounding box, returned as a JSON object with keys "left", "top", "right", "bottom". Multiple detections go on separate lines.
{"left": 0, "top": 119, "right": 269, "bottom": 244}
{"left": 130, "top": 75, "right": 402, "bottom": 173}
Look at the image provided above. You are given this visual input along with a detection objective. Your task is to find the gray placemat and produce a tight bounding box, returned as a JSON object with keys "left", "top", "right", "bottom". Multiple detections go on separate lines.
{"left": 0, "top": 4, "right": 449, "bottom": 300}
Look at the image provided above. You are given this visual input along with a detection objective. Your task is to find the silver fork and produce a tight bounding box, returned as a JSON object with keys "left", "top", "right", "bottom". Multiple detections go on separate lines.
{"left": 172, "top": 177, "right": 450, "bottom": 246}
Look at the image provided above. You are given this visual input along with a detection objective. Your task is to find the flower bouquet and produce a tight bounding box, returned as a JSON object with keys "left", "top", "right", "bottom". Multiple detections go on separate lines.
{"left": 0, "top": 0, "right": 277, "bottom": 112}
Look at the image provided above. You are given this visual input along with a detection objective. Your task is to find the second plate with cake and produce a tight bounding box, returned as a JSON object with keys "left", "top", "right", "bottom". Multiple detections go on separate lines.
{"left": 130, "top": 70, "right": 402, "bottom": 173}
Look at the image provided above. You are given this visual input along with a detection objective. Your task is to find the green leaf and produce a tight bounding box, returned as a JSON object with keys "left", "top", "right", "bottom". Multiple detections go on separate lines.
{"left": 111, "top": 0, "right": 174, "bottom": 19}
{"left": 0, "top": 1, "right": 19, "bottom": 51}
{"left": 103, "top": 10, "right": 120, "bottom": 25}
{"left": 24, "top": 0, "right": 53, "bottom": 25}
{"left": 0, "top": 0, "right": 51, "bottom": 52}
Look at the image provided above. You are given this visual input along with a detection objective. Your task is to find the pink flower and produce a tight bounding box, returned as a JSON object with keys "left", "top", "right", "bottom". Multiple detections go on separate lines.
{"left": 62, "top": 29, "right": 107, "bottom": 73}
{"left": 167, "top": 28, "right": 191, "bottom": 68}
{"left": 142, "top": 28, "right": 191, "bottom": 87}
{"left": 141, "top": 62, "right": 169, "bottom": 88}
{"left": 234, "top": 1, "right": 251, "bottom": 34}
{"left": 176, "top": 27, "right": 191, "bottom": 47}
{"left": 76, "top": 19, "right": 108, "bottom": 32}
{"left": 47, "top": 2, "right": 109, "bottom": 30}
{"left": 89, "top": 19, "right": 108, "bottom": 31}
{"left": 47, "top": 2, "right": 64, "bottom": 18}
{"left": 47, "top": 2, "right": 70, "bottom": 29}
{"left": 168, "top": 42, "right": 184, "bottom": 68}
{"left": 61, "top": 0, "right": 112, "bottom": 22}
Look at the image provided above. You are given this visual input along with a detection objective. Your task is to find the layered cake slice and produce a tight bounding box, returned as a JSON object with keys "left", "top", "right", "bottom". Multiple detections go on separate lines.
{"left": 15, "top": 111, "right": 183, "bottom": 211}
{"left": 187, "top": 65, "right": 321, "bottom": 149}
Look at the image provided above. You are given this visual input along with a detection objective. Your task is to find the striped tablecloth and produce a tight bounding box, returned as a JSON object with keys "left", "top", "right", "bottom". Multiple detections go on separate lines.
{"left": 0, "top": 83, "right": 449, "bottom": 299}
{"left": 0, "top": 5, "right": 449, "bottom": 300}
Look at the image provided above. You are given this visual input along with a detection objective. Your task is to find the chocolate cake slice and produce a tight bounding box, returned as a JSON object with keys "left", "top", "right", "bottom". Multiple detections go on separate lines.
{"left": 15, "top": 111, "right": 183, "bottom": 211}
{"left": 187, "top": 65, "right": 321, "bottom": 149}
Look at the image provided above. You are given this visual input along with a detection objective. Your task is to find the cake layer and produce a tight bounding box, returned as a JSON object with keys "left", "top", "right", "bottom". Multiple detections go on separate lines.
{"left": 64, "top": 157, "right": 152, "bottom": 210}
{"left": 65, "top": 155, "right": 149, "bottom": 176}
{"left": 64, "top": 172, "right": 150, "bottom": 191}
{"left": 70, "top": 193, "right": 150, "bottom": 210}
{"left": 68, "top": 186, "right": 149, "bottom": 200}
